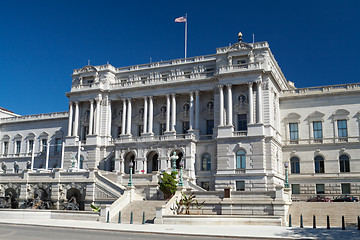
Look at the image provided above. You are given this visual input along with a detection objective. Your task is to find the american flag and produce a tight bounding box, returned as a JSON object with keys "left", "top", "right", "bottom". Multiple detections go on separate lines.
{"left": 175, "top": 16, "right": 186, "bottom": 22}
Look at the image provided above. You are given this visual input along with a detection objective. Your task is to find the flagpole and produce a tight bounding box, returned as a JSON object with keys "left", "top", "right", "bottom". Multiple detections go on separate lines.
{"left": 185, "top": 13, "right": 187, "bottom": 59}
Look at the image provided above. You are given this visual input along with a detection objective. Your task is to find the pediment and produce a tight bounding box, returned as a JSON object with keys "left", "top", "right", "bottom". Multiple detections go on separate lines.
{"left": 285, "top": 112, "right": 301, "bottom": 120}
{"left": 229, "top": 42, "right": 253, "bottom": 52}
{"left": 333, "top": 109, "right": 350, "bottom": 116}
{"left": 79, "top": 65, "right": 97, "bottom": 73}
{"left": 309, "top": 111, "right": 325, "bottom": 118}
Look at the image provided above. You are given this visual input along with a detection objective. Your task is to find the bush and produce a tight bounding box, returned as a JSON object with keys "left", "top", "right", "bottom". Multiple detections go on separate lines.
{"left": 158, "top": 171, "right": 178, "bottom": 199}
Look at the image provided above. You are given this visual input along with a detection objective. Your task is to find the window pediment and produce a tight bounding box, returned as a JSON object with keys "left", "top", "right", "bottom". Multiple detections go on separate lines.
{"left": 333, "top": 109, "right": 350, "bottom": 120}
{"left": 307, "top": 111, "right": 325, "bottom": 122}
{"left": 283, "top": 112, "right": 301, "bottom": 123}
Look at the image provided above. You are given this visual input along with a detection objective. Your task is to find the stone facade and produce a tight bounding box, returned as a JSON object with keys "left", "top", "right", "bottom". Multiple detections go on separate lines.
{"left": 0, "top": 36, "right": 358, "bottom": 214}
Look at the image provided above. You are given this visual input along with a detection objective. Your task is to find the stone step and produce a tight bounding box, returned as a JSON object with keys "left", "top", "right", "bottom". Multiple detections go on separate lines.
{"left": 113, "top": 200, "right": 167, "bottom": 224}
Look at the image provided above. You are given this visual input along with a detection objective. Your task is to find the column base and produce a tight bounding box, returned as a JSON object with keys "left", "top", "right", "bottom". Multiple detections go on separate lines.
{"left": 247, "top": 123, "right": 264, "bottom": 136}
{"left": 187, "top": 129, "right": 200, "bottom": 139}
{"left": 217, "top": 125, "right": 234, "bottom": 138}
{"left": 164, "top": 131, "right": 176, "bottom": 135}
{"left": 141, "top": 132, "right": 154, "bottom": 137}
{"left": 65, "top": 136, "right": 79, "bottom": 146}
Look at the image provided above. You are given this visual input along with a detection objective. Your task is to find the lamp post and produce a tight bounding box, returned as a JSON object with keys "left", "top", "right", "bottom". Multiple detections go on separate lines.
{"left": 128, "top": 161, "right": 134, "bottom": 186}
{"left": 284, "top": 162, "right": 290, "bottom": 188}
{"left": 170, "top": 151, "right": 178, "bottom": 173}
{"left": 178, "top": 160, "right": 184, "bottom": 187}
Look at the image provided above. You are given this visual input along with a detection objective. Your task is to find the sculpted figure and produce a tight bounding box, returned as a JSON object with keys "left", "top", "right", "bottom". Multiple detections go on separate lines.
{"left": 13, "top": 161, "right": 19, "bottom": 173}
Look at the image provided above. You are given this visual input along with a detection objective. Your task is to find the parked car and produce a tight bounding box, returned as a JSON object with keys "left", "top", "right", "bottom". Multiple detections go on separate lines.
{"left": 306, "top": 195, "right": 332, "bottom": 202}
{"left": 333, "top": 195, "right": 359, "bottom": 202}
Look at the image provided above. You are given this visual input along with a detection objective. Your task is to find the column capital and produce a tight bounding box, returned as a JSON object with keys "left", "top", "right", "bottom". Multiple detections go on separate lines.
{"left": 143, "top": 96, "right": 148, "bottom": 100}
{"left": 255, "top": 79, "right": 262, "bottom": 84}
{"left": 127, "top": 98, "right": 132, "bottom": 102}
{"left": 171, "top": 93, "right": 176, "bottom": 97}
{"left": 226, "top": 84, "right": 232, "bottom": 88}
{"left": 74, "top": 101, "right": 79, "bottom": 105}
{"left": 148, "top": 95, "right": 153, "bottom": 100}
{"left": 166, "top": 93, "right": 170, "bottom": 98}
{"left": 247, "top": 81, "right": 253, "bottom": 86}
{"left": 218, "top": 85, "right": 223, "bottom": 89}
{"left": 69, "top": 101, "right": 73, "bottom": 106}
{"left": 189, "top": 91, "right": 194, "bottom": 96}
{"left": 195, "top": 91, "right": 200, "bottom": 95}
{"left": 89, "top": 99, "right": 94, "bottom": 104}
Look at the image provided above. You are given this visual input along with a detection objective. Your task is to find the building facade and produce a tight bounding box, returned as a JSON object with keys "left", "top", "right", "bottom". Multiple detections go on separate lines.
{"left": 0, "top": 36, "right": 359, "bottom": 213}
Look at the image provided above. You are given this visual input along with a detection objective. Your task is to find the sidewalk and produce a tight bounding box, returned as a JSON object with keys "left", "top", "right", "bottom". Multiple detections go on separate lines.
{"left": 0, "top": 218, "right": 359, "bottom": 239}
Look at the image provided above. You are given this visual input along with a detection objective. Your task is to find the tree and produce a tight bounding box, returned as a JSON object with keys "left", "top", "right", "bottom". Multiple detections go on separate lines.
{"left": 158, "top": 171, "right": 178, "bottom": 199}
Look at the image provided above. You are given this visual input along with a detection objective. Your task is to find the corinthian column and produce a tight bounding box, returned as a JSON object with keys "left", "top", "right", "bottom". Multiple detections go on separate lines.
{"left": 195, "top": 91, "right": 199, "bottom": 130}
{"left": 126, "top": 98, "right": 132, "bottom": 135}
{"left": 257, "top": 80, "right": 263, "bottom": 123}
{"left": 143, "top": 97, "right": 148, "bottom": 134}
{"left": 189, "top": 92, "right": 194, "bottom": 130}
{"left": 67, "top": 102, "right": 73, "bottom": 136}
{"left": 121, "top": 99, "right": 126, "bottom": 135}
{"left": 218, "top": 85, "right": 224, "bottom": 126}
{"left": 73, "top": 101, "right": 79, "bottom": 137}
{"left": 89, "top": 100, "right": 94, "bottom": 135}
{"left": 166, "top": 94, "right": 170, "bottom": 132}
{"left": 171, "top": 93, "right": 176, "bottom": 132}
{"left": 227, "top": 84, "right": 233, "bottom": 126}
{"left": 148, "top": 96, "right": 154, "bottom": 134}
{"left": 248, "top": 82, "right": 254, "bottom": 124}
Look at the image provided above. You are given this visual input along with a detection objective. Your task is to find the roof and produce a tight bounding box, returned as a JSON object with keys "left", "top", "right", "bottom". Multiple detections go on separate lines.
{"left": 0, "top": 107, "right": 14, "bottom": 113}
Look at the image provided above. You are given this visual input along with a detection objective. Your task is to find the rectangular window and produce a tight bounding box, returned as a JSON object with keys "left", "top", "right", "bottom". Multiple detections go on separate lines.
{"left": 138, "top": 125, "right": 143, "bottom": 136}
{"left": 3, "top": 142, "right": 9, "bottom": 156}
{"left": 341, "top": 183, "right": 351, "bottom": 194}
{"left": 16, "top": 141, "right": 21, "bottom": 155}
{"left": 184, "top": 71, "right": 191, "bottom": 79}
{"left": 206, "top": 120, "right": 214, "bottom": 135}
{"left": 160, "top": 123, "right": 166, "bottom": 135}
{"left": 289, "top": 123, "right": 298, "bottom": 141}
{"left": 291, "top": 184, "right": 300, "bottom": 194}
{"left": 313, "top": 121, "right": 323, "bottom": 139}
{"left": 55, "top": 138, "right": 62, "bottom": 153}
{"left": 201, "top": 182, "right": 210, "bottom": 191}
{"left": 316, "top": 184, "right": 325, "bottom": 194}
{"left": 290, "top": 157, "right": 300, "bottom": 174}
{"left": 337, "top": 120, "right": 348, "bottom": 138}
{"left": 118, "top": 126, "right": 122, "bottom": 137}
{"left": 82, "top": 126, "right": 89, "bottom": 141}
{"left": 28, "top": 140, "right": 34, "bottom": 153}
{"left": 236, "top": 181, "right": 245, "bottom": 191}
{"left": 237, "top": 114, "right": 247, "bottom": 131}
{"left": 161, "top": 73, "right": 169, "bottom": 81}
{"left": 236, "top": 151, "right": 246, "bottom": 169}
{"left": 314, "top": 157, "right": 325, "bottom": 173}
{"left": 42, "top": 139, "right": 47, "bottom": 152}
{"left": 182, "top": 121, "right": 189, "bottom": 134}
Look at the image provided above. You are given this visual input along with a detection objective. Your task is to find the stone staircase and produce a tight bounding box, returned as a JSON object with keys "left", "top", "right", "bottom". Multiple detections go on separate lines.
{"left": 288, "top": 202, "right": 360, "bottom": 227}
{"left": 113, "top": 200, "right": 167, "bottom": 224}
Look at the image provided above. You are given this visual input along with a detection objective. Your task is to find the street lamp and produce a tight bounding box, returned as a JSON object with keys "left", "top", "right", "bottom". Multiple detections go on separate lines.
{"left": 178, "top": 160, "right": 184, "bottom": 187}
{"left": 128, "top": 161, "right": 134, "bottom": 186}
{"left": 170, "top": 151, "right": 178, "bottom": 173}
{"left": 284, "top": 162, "right": 290, "bottom": 188}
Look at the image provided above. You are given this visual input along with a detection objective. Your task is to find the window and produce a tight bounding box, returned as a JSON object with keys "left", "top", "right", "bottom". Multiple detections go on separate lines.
{"left": 314, "top": 156, "right": 325, "bottom": 173}
{"left": 161, "top": 74, "right": 169, "bottom": 81}
{"left": 237, "top": 114, "right": 247, "bottom": 131}
{"left": 291, "top": 184, "right": 300, "bottom": 194}
{"left": 41, "top": 139, "right": 48, "bottom": 152}
{"left": 337, "top": 120, "right": 348, "bottom": 138}
{"left": 290, "top": 157, "right": 300, "bottom": 174}
{"left": 118, "top": 126, "right": 122, "bottom": 137}
{"left": 16, "top": 141, "right": 21, "bottom": 155}
{"left": 201, "top": 182, "right": 210, "bottom": 191}
{"left": 82, "top": 126, "right": 89, "bottom": 140}
{"left": 182, "top": 121, "right": 189, "bottom": 134}
{"left": 201, "top": 153, "right": 211, "bottom": 171}
{"left": 339, "top": 155, "right": 350, "bottom": 172}
{"left": 206, "top": 120, "right": 214, "bottom": 135}
{"left": 316, "top": 184, "right": 325, "bottom": 194}
{"left": 3, "top": 142, "right": 9, "bottom": 156}
{"left": 236, "top": 181, "right": 245, "bottom": 191}
{"left": 55, "top": 138, "right": 62, "bottom": 154}
{"left": 138, "top": 125, "right": 143, "bottom": 136}
{"left": 289, "top": 123, "right": 298, "bottom": 141}
{"left": 184, "top": 71, "right": 191, "bottom": 79}
{"left": 160, "top": 123, "right": 166, "bottom": 135}
{"left": 236, "top": 150, "right": 246, "bottom": 169}
{"left": 341, "top": 183, "right": 351, "bottom": 194}
{"left": 28, "top": 140, "right": 34, "bottom": 153}
{"left": 313, "top": 121, "right": 323, "bottom": 139}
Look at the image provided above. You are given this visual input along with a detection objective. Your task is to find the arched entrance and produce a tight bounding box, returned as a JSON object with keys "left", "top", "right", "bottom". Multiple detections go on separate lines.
{"left": 147, "top": 151, "right": 159, "bottom": 173}
{"left": 5, "top": 188, "right": 18, "bottom": 209}
{"left": 169, "top": 149, "right": 184, "bottom": 169}
{"left": 66, "top": 188, "right": 83, "bottom": 210}
{"left": 124, "top": 152, "right": 135, "bottom": 174}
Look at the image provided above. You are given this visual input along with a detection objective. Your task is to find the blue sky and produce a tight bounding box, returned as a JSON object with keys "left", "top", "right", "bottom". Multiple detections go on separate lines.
{"left": 0, "top": 0, "right": 359, "bottom": 115}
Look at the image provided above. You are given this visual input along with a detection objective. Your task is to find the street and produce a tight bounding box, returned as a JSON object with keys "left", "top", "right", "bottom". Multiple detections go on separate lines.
{"left": 0, "top": 223, "right": 256, "bottom": 240}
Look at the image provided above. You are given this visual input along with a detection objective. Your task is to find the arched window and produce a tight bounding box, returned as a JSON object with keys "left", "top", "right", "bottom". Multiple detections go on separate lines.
{"left": 290, "top": 157, "right": 300, "bottom": 174}
{"left": 236, "top": 150, "right": 246, "bottom": 169}
{"left": 314, "top": 155, "right": 324, "bottom": 173}
{"left": 339, "top": 155, "right": 350, "bottom": 172}
{"left": 201, "top": 153, "right": 211, "bottom": 171}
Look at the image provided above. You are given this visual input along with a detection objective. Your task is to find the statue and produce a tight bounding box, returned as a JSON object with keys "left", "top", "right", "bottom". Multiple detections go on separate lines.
{"left": 70, "top": 156, "right": 77, "bottom": 169}
{"left": 13, "top": 161, "right": 19, "bottom": 173}
{"left": 1, "top": 162, "right": 7, "bottom": 173}
{"left": 26, "top": 161, "right": 31, "bottom": 170}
